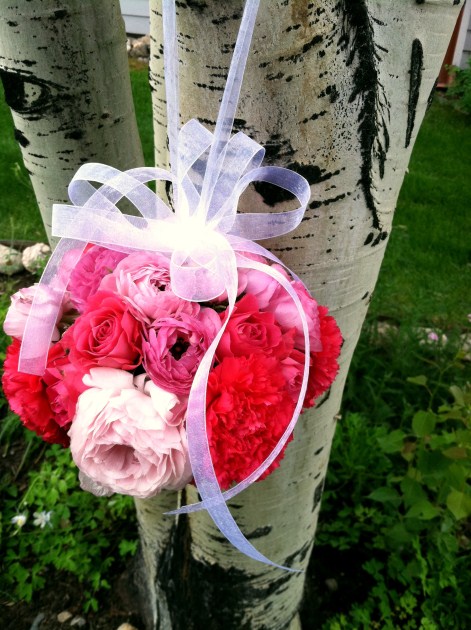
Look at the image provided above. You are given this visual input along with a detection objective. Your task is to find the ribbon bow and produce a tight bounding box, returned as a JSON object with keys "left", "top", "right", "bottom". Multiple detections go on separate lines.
{"left": 19, "top": 0, "right": 313, "bottom": 571}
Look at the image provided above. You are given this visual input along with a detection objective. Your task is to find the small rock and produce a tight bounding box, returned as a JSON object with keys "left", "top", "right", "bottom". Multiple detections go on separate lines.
{"left": 117, "top": 624, "right": 139, "bottom": 630}
{"left": 126, "top": 37, "right": 134, "bottom": 53}
{"left": 57, "top": 611, "right": 73, "bottom": 623}
{"left": 325, "top": 577, "right": 338, "bottom": 592}
{"left": 0, "top": 244, "right": 23, "bottom": 275}
{"left": 22, "top": 242, "right": 51, "bottom": 273}
{"left": 130, "top": 35, "right": 150, "bottom": 57}
{"left": 70, "top": 617, "right": 87, "bottom": 628}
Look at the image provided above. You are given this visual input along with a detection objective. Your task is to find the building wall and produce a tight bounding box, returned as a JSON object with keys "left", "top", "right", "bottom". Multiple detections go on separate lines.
{"left": 120, "top": 0, "right": 150, "bottom": 36}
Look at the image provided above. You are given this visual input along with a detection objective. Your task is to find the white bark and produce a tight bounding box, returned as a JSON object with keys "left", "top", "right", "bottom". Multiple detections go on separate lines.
{"left": 139, "top": 1, "right": 462, "bottom": 628}
{"left": 0, "top": 0, "right": 143, "bottom": 246}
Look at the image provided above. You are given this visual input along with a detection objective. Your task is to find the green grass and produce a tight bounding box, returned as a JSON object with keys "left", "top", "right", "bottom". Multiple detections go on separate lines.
{"left": 370, "top": 98, "right": 471, "bottom": 328}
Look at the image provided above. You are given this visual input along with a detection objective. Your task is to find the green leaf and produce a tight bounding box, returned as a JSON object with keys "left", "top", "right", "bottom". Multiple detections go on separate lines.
{"left": 377, "top": 429, "right": 405, "bottom": 454}
{"left": 449, "top": 386, "right": 465, "bottom": 406}
{"left": 446, "top": 489, "right": 471, "bottom": 520}
{"left": 405, "top": 500, "right": 440, "bottom": 520}
{"left": 407, "top": 375, "right": 428, "bottom": 387}
{"left": 442, "top": 446, "right": 468, "bottom": 460}
{"left": 400, "top": 476, "right": 427, "bottom": 508}
{"left": 368, "top": 487, "right": 401, "bottom": 506}
{"left": 412, "top": 411, "right": 436, "bottom": 437}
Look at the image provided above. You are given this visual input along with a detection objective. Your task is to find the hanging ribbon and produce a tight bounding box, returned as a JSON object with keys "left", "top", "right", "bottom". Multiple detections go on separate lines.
{"left": 19, "top": 0, "right": 315, "bottom": 571}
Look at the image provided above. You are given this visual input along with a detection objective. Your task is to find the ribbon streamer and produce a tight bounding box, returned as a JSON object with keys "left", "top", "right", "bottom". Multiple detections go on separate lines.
{"left": 19, "top": 0, "right": 314, "bottom": 570}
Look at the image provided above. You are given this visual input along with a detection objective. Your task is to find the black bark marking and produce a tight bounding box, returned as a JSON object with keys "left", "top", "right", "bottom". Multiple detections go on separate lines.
{"left": 309, "top": 193, "right": 346, "bottom": 209}
{"left": 283, "top": 540, "right": 312, "bottom": 566}
{"left": 7, "top": 21, "right": 18, "bottom": 27}
{"left": 302, "top": 109, "right": 327, "bottom": 123}
{"left": 314, "top": 446, "right": 324, "bottom": 456}
{"left": 157, "top": 508, "right": 295, "bottom": 630}
{"left": 362, "top": 291, "right": 369, "bottom": 300}
{"left": 312, "top": 478, "right": 325, "bottom": 512}
{"left": 64, "top": 129, "right": 84, "bottom": 140}
{"left": 53, "top": 9, "right": 68, "bottom": 19}
{"left": 339, "top": 0, "right": 390, "bottom": 235}
{"left": 0, "top": 70, "right": 63, "bottom": 117}
{"left": 14, "top": 128, "right": 29, "bottom": 147}
{"left": 427, "top": 77, "right": 437, "bottom": 111}
{"left": 246, "top": 526, "right": 272, "bottom": 540}
{"left": 364, "top": 231, "right": 374, "bottom": 246}
{"left": 405, "top": 39, "right": 423, "bottom": 148}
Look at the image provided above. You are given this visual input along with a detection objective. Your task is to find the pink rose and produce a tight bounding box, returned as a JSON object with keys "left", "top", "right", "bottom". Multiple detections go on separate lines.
{"left": 68, "top": 245, "right": 128, "bottom": 311}
{"left": 66, "top": 291, "right": 142, "bottom": 370}
{"left": 3, "top": 284, "right": 73, "bottom": 342}
{"left": 100, "top": 251, "right": 174, "bottom": 323}
{"left": 216, "top": 294, "right": 294, "bottom": 361}
{"left": 68, "top": 368, "right": 192, "bottom": 497}
{"left": 266, "top": 281, "right": 322, "bottom": 351}
{"left": 243, "top": 263, "right": 290, "bottom": 309}
{"left": 143, "top": 308, "right": 221, "bottom": 395}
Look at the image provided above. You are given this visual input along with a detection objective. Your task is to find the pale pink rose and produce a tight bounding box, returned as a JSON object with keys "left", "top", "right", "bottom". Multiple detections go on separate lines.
{"left": 100, "top": 251, "right": 175, "bottom": 323}
{"left": 243, "top": 264, "right": 290, "bottom": 309}
{"left": 3, "top": 284, "right": 73, "bottom": 341}
{"left": 68, "top": 245, "right": 128, "bottom": 311}
{"left": 69, "top": 368, "right": 192, "bottom": 498}
{"left": 266, "top": 281, "right": 322, "bottom": 352}
{"left": 143, "top": 308, "right": 221, "bottom": 395}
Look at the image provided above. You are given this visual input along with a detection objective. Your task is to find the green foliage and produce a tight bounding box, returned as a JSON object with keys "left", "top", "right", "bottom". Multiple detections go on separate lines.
{"left": 447, "top": 59, "right": 471, "bottom": 114}
{"left": 319, "top": 329, "right": 471, "bottom": 629}
{"left": 0, "top": 442, "right": 137, "bottom": 611}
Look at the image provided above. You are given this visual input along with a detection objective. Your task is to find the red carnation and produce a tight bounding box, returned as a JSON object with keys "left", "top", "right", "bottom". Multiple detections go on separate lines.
{"left": 206, "top": 354, "right": 296, "bottom": 490}
{"left": 305, "top": 305, "right": 342, "bottom": 406}
{"left": 2, "top": 339, "right": 69, "bottom": 446}
{"left": 42, "top": 341, "right": 88, "bottom": 428}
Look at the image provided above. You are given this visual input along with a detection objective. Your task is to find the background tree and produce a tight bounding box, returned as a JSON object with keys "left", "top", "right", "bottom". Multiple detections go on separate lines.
{"left": 0, "top": 1, "right": 462, "bottom": 628}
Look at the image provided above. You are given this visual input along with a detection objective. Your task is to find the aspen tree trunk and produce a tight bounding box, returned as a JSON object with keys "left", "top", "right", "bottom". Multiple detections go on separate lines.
{"left": 0, "top": 0, "right": 143, "bottom": 246}
{"left": 136, "top": 1, "right": 462, "bottom": 628}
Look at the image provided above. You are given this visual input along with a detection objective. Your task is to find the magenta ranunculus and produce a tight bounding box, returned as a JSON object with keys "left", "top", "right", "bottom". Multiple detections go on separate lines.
{"left": 68, "top": 245, "right": 128, "bottom": 311}
{"left": 66, "top": 291, "right": 142, "bottom": 370}
{"left": 3, "top": 284, "right": 74, "bottom": 342}
{"left": 68, "top": 368, "right": 192, "bottom": 497}
{"left": 143, "top": 308, "right": 221, "bottom": 395}
{"left": 99, "top": 250, "right": 178, "bottom": 323}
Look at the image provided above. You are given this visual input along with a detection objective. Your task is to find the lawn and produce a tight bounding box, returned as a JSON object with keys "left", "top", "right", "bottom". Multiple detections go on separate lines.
{"left": 0, "top": 66, "right": 470, "bottom": 629}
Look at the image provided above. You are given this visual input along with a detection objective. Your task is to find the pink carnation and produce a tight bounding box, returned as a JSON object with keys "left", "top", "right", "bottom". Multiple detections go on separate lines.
{"left": 68, "top": 368, "right": 192, "bottom": 497}
{"left": 143, "top": 308, "right": 221, "bottom": 395}
{"left": 68, "top": 246, "right": 128, "bottom": 311}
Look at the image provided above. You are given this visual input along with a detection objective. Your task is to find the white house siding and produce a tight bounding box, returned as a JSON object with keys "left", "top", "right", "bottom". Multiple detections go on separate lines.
{"left": 120, "top": 0, "right": 150, "bottom": 35}
{"left": 453, "top": 0, "right": 471, "bottom": 68}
